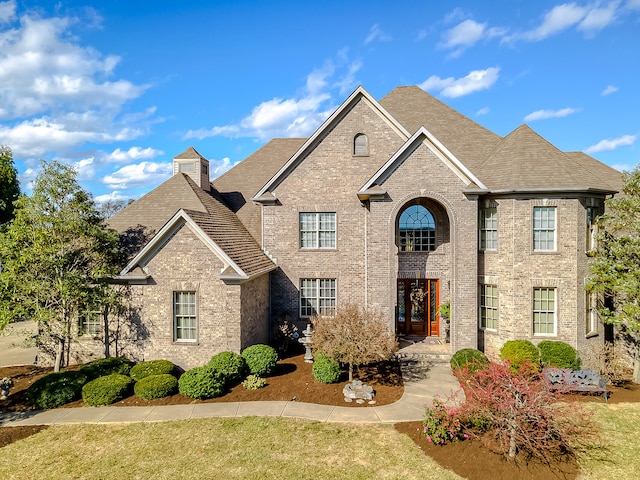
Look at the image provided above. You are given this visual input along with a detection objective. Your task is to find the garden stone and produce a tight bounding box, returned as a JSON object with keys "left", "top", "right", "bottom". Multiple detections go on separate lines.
{"left": 0, "top": 377, "right": 13, "bottom": 400}
{"left": 343, "top": 380, "right": 375, "bottom": 402}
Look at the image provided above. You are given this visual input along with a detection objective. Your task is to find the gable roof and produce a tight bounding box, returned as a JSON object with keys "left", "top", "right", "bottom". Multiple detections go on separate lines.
{"left": 212, "top": 138, "right": 306, "bottom": 241}
{"left": 174, "top": 146, "right": 207, "bottom": 160}
{"left": 253, "top": 86, "right": 410, "bottom": 201}
{"left": 379, "top": 86, "right": 501, "bottom": 170}
{"left": 475, "top": 125, "right": 620, "bottom": 194}
{"left": 112, "top": 173, "right": 275, "bottom": 281}
{"left": 359, "top": 126, "right": 487, "bottom": 197}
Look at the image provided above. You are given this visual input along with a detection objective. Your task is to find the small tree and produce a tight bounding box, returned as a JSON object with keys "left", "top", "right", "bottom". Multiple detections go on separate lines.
{"left": 0, "top": 160, "right": 124, "bottom": 371}
{"left": 0, "top": 145, "right": 20, "bottom": 224}
{"left": 311, "top": 304, "right": 397, "bottom": 381}
{"left": 588, "top": 165, "right": 640, "bottom": 383}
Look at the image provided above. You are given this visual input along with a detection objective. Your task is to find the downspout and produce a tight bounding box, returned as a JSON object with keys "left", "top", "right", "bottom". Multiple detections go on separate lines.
{"left": 364, "top": 203, "right": 368, "bottom": 307}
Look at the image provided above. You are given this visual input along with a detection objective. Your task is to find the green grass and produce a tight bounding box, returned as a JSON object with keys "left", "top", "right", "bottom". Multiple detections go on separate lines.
{"left": 0, "top": 417, "right": 462, "bottom": 480}
{"left": 1, "top": 404, "right": 639, "bottom": 479}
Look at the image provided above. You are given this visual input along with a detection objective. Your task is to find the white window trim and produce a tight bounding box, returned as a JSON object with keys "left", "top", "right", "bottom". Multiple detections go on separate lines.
{"left": 479, "top": 284, "right": 498, "bottom": 331}
{"left": 479, "top": 207, "right": 498, "bottom": 251}
{"left": 299, "top": 278, "right": 336, "bottom": 318}
{"left": 174, "top": 291, "right": 198, "bottom": 343}
{"left": 533, "top": 287, "right": 557, "bottom": 336}
{"left": 299, "top": 212, "right": 337, "bottom": 249}
{"left": 79, "top": 310, "right": 102, "bottom": 337}
{"left": 533, "top": 206, "right": 557, "bottom": 252}
{"left": 586, "top": 292, "right": 599, "bottom": 337}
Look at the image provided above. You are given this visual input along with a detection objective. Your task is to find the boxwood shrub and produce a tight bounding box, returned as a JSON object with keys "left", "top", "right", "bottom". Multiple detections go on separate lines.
{"left": 450, "top": 348, "right": 489, "bottom": 374}
{"left": 207, "top": 352, "right": 248, "bottom": 385}
{"left": 538, "top": 340, "right": 581, "bottom": 370}
{"left": 134, "top": 374, "right": 178, "bottom": 400}
{"left": 241, "top": 344, "right": 278, "bottom": 377}
{"left": 312, "top": 354, "right": 341, "bottom": 384}
{"left": 26, "top": 370, "right": 87, "bottom": 409}
{"left": 178, "top": 366, "right": 226, "bottom": 399}
{"left": 500, "top": 340, "right": 540, "bottom": 372}
{"left": 79, "top": 357, "right": 134, "bottom": 380}
{"left": 130, "top": 360, "right": 175, "bottom": 382}
{"left": 82, "top": 373, "right": 133, "bottom": 406}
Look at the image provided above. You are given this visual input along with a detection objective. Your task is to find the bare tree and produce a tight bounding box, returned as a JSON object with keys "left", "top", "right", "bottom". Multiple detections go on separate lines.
{"left": 311, "top": 304, "right": 398, "bottom": 381}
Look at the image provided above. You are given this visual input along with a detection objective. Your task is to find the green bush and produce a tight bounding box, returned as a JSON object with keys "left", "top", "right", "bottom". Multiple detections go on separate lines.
{"left": 178, "top": 366, "right": 226, "bottom": 399}
{"left": 134, "top": 374, "right": 178, "bottom": 400}
{"left": 538, "top": 340, "right": 581, "bottom": 369}
{"left": 242, "top": 374, "right": 267, "bottom": 390}
{"left": 241, "top": 344, "right": 278, "bottom": 377}
{"left": 26, "top": 370, "right": 87, "bottom": 409}
{"left": 130, "top": 360, "right": 175, "bottom": 382}
{"left": 450, "top": 348, "right": 489, "bottom": 374}
{"left": 312, "top": 354, "right": 341, "bottom": 384}
{"left": 207, "top": 352, "right": 248, "bottom": 385}
{"left": 79, "top": 357, "right": 134, "bottom": 380}
{"left": 82, "top": 373, "right": 133, "bottom": 406}
{"left": 500, "top": 340, "right": 540, "bottom": 372}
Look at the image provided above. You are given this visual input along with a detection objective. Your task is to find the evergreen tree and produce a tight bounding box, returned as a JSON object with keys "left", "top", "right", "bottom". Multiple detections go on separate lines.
{"left": 0, "top": 146, "right": 20, "bottom": 224}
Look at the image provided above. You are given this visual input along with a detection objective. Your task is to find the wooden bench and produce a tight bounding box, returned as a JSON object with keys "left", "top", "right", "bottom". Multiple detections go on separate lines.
{"left": 545, "top": 368, "right": 609, "bottom": 402}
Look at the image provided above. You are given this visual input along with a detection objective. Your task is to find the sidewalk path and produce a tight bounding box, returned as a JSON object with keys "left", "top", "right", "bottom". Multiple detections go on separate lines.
{"left": 1, "top": 364, "right": 461, "bottom": 427}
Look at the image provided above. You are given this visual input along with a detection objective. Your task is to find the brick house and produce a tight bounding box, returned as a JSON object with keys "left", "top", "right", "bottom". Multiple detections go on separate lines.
{"left": 94, "top": 85, "right": 621, "bottom": 370}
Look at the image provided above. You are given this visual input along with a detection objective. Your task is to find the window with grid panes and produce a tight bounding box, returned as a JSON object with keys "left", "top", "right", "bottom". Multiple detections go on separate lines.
{"left": 398, "top": 204, "right": 436, "bottom": 252}
{"left": 299, "top": 213, "right": 336, "bottom": 249}
{"left": 533, "top": 287, "right": 556, "bottom": 335}
{"left": 300, "top": 278, "right": 336, "bottom": 317}
{"left": 79, "top": 310, "right": 102, "bottom": 336}
{"left": 479, "top": 284, "right": 498, "bottom": 330}
{"left": 533, "top": 207, "right": 556, "bottom": 251}
{"left": 174, "top": 291, "right": 197, "bottom": 341}
{"left": 479, "top": 207, "right": 498, "bottom": 250}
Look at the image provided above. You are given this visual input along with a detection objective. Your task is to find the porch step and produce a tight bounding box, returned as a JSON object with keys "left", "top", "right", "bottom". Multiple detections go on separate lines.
{"left": 394, "top": 351, "right": 452, "bottom": 365}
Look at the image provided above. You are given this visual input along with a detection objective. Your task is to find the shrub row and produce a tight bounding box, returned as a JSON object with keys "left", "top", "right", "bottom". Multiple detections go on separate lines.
{"left": 451, "top": 340, "right": 581, "bottom": 373}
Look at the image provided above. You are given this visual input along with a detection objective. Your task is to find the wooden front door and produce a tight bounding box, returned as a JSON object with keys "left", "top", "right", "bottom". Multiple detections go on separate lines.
{"left": 396, "top": 279, "right": 440, "bottom": 336}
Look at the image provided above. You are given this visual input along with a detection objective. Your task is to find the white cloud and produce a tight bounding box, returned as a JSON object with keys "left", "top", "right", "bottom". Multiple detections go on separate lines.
{"left": 0, "top": 0, "right": 16, "bottom": 24}
{"left": 419, "top": 67, "right": 500, "bottom": 98}
{"left": 364, "top": 24, "right": 391, "bottom": 45}
{"left": 95, "top": 190, "right": 130, "bottom": 204}
{"left": 105, "top": 146, "right": 163, "bottom": 163}
{"left": 184, "top": 52, "right": 361, "bottom": 141}
{"left": 440, "top": 19, "right": 506, "bottom": 56}
{"left": 0, "top": 5, "right": 153, "bottom": 169}
{"left": 509, "top": 2, "right": 621, "bottom": 42}
{"left": 602, "top": 85, "right": 619, "bottom": 95}
{"left": 476, "top": 107, "right": 490, "bottom": 116}
{"left": 524, "top": 108, "right": 578, "bottom": 122}
{"left": 584, "top": 134, "right": 636, "bottom": 153}
{"left": 103, "top": 161, "right": 172, "bottom": 190}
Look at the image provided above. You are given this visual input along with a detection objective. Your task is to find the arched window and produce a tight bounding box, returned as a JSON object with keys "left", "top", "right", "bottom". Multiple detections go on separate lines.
{"left": 354, "top": 134, "right": 368, "bottom": 155}
{"left": 399, "top": 204, "right": 436, "bottom": 252}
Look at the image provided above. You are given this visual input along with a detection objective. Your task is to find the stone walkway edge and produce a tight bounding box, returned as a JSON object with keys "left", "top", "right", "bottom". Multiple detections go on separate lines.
{"left": 1, "top": 364, "right": 461, "bottom": 427}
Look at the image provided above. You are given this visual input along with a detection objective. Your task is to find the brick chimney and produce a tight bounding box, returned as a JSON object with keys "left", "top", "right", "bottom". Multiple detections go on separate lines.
{"left": 173, "top": 146, "right": 210, "bottom": 191}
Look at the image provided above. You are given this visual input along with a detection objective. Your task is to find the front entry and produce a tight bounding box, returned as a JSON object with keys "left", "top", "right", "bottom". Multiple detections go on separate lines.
{"left": 396, "top": 279, "right": 440, "bottom": 336}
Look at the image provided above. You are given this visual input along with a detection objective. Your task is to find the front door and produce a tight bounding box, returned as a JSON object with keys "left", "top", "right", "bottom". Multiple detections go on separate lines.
{"left": 396, "top": 279, "right": 440, "bottom": 336}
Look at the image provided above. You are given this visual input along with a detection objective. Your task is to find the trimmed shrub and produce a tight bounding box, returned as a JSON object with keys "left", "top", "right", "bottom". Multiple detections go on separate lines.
{"left": 450, "top": 349, "right": 489, "bottom": 374}
{"left": 178, "top": 366, "right": 226, "bottom": 399}
{"left": 82, "top": 373, "right": 133, "bottom": 406}
{"left": 500, "top": 340, "right": 540, "bottom": 373}
{"left": 538, "top": 340, "right": 581, "bottom": 370}
{"left": 80, "top": 357, "right": 134, "bottom": 380}
{"left": 207, "top": 352, "right": 248, "bottom": 385}
{"left": 26, "top": 370, "right": 87, "bottom": 409}
{"left": 242, "top": 374, "right": 267, "bottom": 390}
{"left": 312, "top": 354, "right": 341, "bottom": 384}
{"left": 134, "top": 374, "right": 178, "bottom": 400}
{"left": 241, "top": 344, "right": 278, "bottom": 377}
{"left": 130, "top": 360, "right": 175, "bottom": 382}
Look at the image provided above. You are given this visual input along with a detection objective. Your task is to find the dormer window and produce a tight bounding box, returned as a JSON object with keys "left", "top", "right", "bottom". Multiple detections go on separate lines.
{"left": 354, "top": 134, "right": 368, "bottom": 155}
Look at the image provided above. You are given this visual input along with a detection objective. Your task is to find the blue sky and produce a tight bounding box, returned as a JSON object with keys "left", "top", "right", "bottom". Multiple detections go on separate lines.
{"left": 1, "top": 0, "right": 639, "bottom": 202}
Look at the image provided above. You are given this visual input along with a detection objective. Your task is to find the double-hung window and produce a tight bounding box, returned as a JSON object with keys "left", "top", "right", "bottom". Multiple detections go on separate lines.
{"left": 79, "top": 310, "right": 102, "bottom": 336}
{"left": 300, "top": 213, "right": 336, "bottom": 249}
{"left": 533, "top": 207, "right": 556, "bottom": 251}
{"left": 300, "top": 278, "right": 336, "bottom": 317}
{"left": 479, "top": 207, "right": 498, "bottom": 250}
{"left": 479, "top": 284, "right": 498, "bottom": 330}
{"left": 174, "top": 291, "right": 197, "bottom": 342}
{"left": 586, "top": 293, "right": 599, "bottom": 336}
{"left": 533, "top": 287, "right": 556, "bottom": 335}
{"left": 586, "top": 207, "right": 598, "bottom": 252}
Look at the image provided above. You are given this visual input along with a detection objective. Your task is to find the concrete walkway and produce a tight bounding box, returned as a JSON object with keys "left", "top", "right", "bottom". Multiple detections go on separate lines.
{"left": 0, "top": 320, "right": 38, "bottom": 367}
{"left": 1, "top": 364, "right": 461, "bottom": 427}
